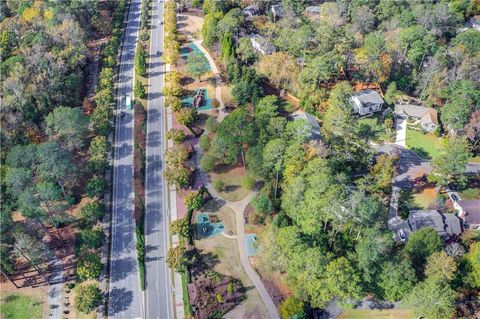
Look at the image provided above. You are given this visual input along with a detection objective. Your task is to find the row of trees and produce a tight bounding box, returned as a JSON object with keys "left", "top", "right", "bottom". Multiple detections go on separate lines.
{"left": 163, "top": 0, "right": 180, "bottom": 64}
{"left": 1, "top": 0, "right": 127, "bottom": 314}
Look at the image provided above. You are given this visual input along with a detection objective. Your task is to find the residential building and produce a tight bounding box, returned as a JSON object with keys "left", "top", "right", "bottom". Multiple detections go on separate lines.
{"left": 350, "top": 90, "right": 384, "bottom": 116}
{"left": 455, "top": 200, "right": 480, "bottom": 229}
{"left": 305, "top": 6, "right": 321, "bottom": 16}
{"left": 395, "top": 104, "right": 439, "bottom": 133}
{"left": 408, "top": 210, "right": 462, "bottom": 239}
{"left": 468, "top": 15, "right": 480, "bottom": 30}
{"left": 250, "top": 35, "right": 276, "bottom": 55}
{"left": 243, "top": 5, "right": 259, "bottom": 18}
{"left": 292, "top": 110, "right": 321, "bottom": 141}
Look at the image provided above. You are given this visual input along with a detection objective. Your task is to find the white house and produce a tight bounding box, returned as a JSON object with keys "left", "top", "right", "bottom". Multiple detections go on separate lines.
{"left": 350, "top": 90, "right": 384, "bottom": 116}
{"left": 250, "top": 35, "right": 276, "bottom": 55}
{"left": 395, "top": 104, "right": 439, "bottom": 133}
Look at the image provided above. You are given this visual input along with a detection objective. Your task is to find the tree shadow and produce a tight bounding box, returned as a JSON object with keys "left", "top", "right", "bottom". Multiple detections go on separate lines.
{"left": 108, "top": 287, "right": 133, "bottom": 316}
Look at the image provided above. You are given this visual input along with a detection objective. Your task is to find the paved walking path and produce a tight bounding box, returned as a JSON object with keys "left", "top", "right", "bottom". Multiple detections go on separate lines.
{"left": 192, "top": 141, "right": 279, "bottom": 319}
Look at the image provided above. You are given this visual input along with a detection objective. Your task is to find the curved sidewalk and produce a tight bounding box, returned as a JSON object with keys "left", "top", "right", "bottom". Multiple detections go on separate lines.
{"left": 193, "top": 142, "right": 280, "bottom": 319}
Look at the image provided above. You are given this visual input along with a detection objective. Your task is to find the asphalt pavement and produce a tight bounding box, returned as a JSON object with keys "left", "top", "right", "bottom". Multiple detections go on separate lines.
{"left": 144, "top": 0, "right": 174, "bottom": 318}
{"left": 108, "top": 0, "right": 143, "bottom": 318}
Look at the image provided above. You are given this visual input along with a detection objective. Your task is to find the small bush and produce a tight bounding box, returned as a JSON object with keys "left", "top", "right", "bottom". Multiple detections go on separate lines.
{"left": 184, "top": 190, "right": 204, "bottom": 210}
{"left": 81, "top": 201, "right": 106, "bottom": 224}
{"left": 213, "top": 179, "right": 224, "bottom": 192}
{"left": 200, "top": 153, "right": 215, "bottom": 171}
{"left": 74, "top": 284, "right": 102, "bottom": 314}
{"left": 241, "top": 175, "right": 255, "bottom": 190}
{"left": 166, "top": 129, "right": 186, "bottom": 144}
{"left": 86, "top": 176, "right": 107, "bottom": 199}
{"left": 205, "top": 116, "right": 218, "bottom": 132}
{"left": 76, "top": 253, "right": 102, "bottom": 281}
{"left": 170, "top": 218, "right": 190, "bottom": 238}
{"left": 216, "top": 293, "right": 223, "bottom": 303}
{"left": 78, "top": 228, "right": 104, "bottom": 249}
{"left": 134, "top": 79, "right": 146, "bottom": 99}
{"left": 227, "top": 282, "right": 234, "bottom": 294}
{"left": 251, "top": 193, "right": 272, "bottom": 215}
{"left": 199, "top": 133, "right": 211, "bottom": 151}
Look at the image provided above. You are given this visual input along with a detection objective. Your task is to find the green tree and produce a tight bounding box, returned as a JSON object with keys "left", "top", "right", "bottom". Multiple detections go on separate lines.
{"left": 465, "top": 241, "right": 480, "bottom": 288}
{"left": 77, "top": 253, "right": 102, "bottom": 280}
{"left": 403, "top": 228, "right": 442, "bottom": 277}
{"left": 166, "top": 129, "right": 186, "bottom": 144}
{"left": 379, "top": 259, "right": 417, "bottom": 302}
{"left": 184, "top": 190, "right": 204, "bottom": 210}
{"left": 81, "top": 201, "right": 105, "bottom": 224}
{"left": 263, "top": 138, "right": 286, "bottom": 197}
{"left": 205, "top": 116, "right": 218, "bottom": 132}
{"left": 403, "top": 277, "right": 456, "bottom": 319}
{"left": 425, "top": 251, "right": 457, "bottom": 281}
{"left": 45, "top": 107, "right": 89, "bottom": 151}
{"left": 324, "top": 257, "right": 362, "bottom": 309}
{"left": 441, "top": 80, "right": 479, "bottom": 131}
{"left": 217, "top": 8, "right": 244, "bottom": 36}
{"left": 236, "top": 37, "right": 256, "bottom": 64}
{"left": 199, "top": 133, "right": 211, "bottom": 151}
{"left": 170, "top": 218, "right": 190, "bottom": 238}
{"left": 187, "top": 52, "right": 210, "bottom": 81}
{"left": 166, "top": 245, "right": 189, "bottom": 271}
{"left": 134, "top": 79, "right": 146, "bottom": 98}
{"left": 201, "top": 13, "right": 222, "bottom": 47}
{"left": 251, "top": 193, "right": 272, "bottom": 215}
{"left": 135, "top": 43, "right": 148, "bottom": 76}
{"left": 200, "top": 153, "right": 216, "bottom": 171}
{"left": 430, "top": 136, "right": 471, "bottom": 186}
{"left": 86, "top": 176, "right": 107, "bottom": 199}
{"left": 175, "top": 108, "right": 198, "bottom": 136}
{"left": 279, "top": 296, "right": 306, "bottom": 319}
{"left": 75, "top": 284, "right": 102, "bottom": 314}
{"left": 220, "top": 31, "right": 234, "bottom": 62}
{"left": 213, "top": 179, "right": 224, "bottom": 192}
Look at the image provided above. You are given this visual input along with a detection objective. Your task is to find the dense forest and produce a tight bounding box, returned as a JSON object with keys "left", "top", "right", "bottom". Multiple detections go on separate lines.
{"left": 0, "top": 0, "right": 125, "bottom": 313}
{"left": 189, "top": 0, "right": 480, "bottom": 318}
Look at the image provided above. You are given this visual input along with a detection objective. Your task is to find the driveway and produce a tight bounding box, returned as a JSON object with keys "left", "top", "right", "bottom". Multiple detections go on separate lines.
{"left": 395, "top": 115, "right": 407, "bottom": 147}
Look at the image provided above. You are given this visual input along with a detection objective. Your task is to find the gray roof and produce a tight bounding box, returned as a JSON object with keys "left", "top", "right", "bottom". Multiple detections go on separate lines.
{"left": 250, "top": 35, "right": 276, "bottom": 53}
{"left": 459, "top": 200, "right": 480, "bottom": 224}
{"left": 271, "top": 4, "right": 284, "bottom": 16}
{"left": 409, "top": 210, "right": 462, "bottom": 238}
{"left": 243, "top": 5, "right": 259, "bottom": 14}
{"left": 395, "top": 104, "right": 438, "bottom": 125}
{"left": 352, "top": 90, "right": 384, "bottom": 107}
{"left": 293, "top": 111, "right": 321, "bottom": 141}
{"left": 305, "top": 6, "right": 321, "bottom": 13}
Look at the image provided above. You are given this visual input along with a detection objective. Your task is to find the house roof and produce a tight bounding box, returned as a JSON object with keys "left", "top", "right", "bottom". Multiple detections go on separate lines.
{"left": 250, "top": 35, "right": 276, "bottom": 53}
{"left": 395, "top": 104, "right": 439, "bottom": 125}
{"left": 243, "top": 5, "right": 259, "bottom": 14}
{"left": 305, "top": 6, "right": 321, "bottom": 13}
{"left": 458, "top": 200, "right": 480, "bottom": 224}
{"left": 292, "top": 111, "right": 321, "bottom": 141}
{"left": 271, "top": 4, "right": 284, "bottom": 16}
{"left": 352, "top": 90, "right": 384, "bottom": 107}
{"left": 409, "top": 210, "right": 462, "bottom": 238}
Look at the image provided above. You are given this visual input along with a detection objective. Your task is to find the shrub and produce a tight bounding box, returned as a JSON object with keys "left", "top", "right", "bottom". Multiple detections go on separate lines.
{"left": 81, "top": 201, "right": 106, "bottom": 224}
{"left": 166, "top": 129, "right": 186, "bottom": 144}
{"left": 241, "top": 175, "right": 255, "bottom": 190}
{"left": 78, "top": 228, "right": 104, "bottom": 249}
{"left": 199, "top": 133, "right": 211, "bottom": 151}
{"left": 86, "top": 176, "right": 107, "bottom": 199}
{"left": 77, "top": 253, "right": 102, "bottom": 281}
{"left": 75, "top": 284, "right": 102, "bottom": 314}
{"left": 200, "top": 153, "right": 215, "bottom": 171}
{"left": 216, "top": 293, "right": 224, "bottom": 303}
{"left": 279, "top": 296, "right": 305, "bottom": 319}
{"left": 211, "top": 99, "right": 220, "bottom": 108}
{"left": 213, "top": 179, "right": 224, "bottom": 192}
{"left": 205, "top": 116, "right": 218, "bottom": 132}
{"left": 165, "top": 96, "right": 183, "bottom": 111}
{"left": 226, "top": 282, "right": 234, "bottom": 294}
{"left": 184, "top": 190, "right": 204, "bottom": 210}
{"left": 134, "top": 79, "right": 146, "bottom": 99}
{"left": 170, "top": 218, "right": 190, "bottom": 238}
{"left": 166, "top": 246, "right": 188, "bottom": 271}
{"left": 251, "top": 193, "right": 272, "bottom": 214}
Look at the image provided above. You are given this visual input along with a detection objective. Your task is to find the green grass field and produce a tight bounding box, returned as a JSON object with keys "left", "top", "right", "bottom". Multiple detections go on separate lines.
{"left": 0, "top": 293, "right": 43, "bottom": 319}
{"left": 406, "top": 127, "right": 442, "bottom": 160}
{"left": 339, "top": 309, "right": 414, "bottom": 319}
{"left": 460, "top": 187, "right": 480, "bottom": 200}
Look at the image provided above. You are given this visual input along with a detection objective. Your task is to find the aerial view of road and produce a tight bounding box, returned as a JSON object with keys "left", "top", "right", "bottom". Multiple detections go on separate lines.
{"left": 144, "top": 0, "right": 174, "bottom": 318}
{"left": 108, "top": 0, "right": 143, "bottom": 318}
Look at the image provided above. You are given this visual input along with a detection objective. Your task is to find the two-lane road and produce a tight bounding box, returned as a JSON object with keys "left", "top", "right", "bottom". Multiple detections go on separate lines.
{"left": 145, "top": 0, "right": 174, "bottom": 318}
{"left": 108, "top": 0, "right": 143, "bottom": 318}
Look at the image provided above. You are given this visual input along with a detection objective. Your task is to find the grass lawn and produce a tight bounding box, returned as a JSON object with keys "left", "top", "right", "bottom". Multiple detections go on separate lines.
{"left": 0, "top": 293, "right": 44, "bottom": 319}
{"left": 413, "top": 187, "right": 437, "bottom": 209}
{"left": 406, "top": 127, "right": 442, "bottom": 160}
{"left": 209, "top": 164, "right": 250, "bottom": 202}
{"left": 459, "top": 187, "right": 480, "bottom": 200}
{"left": 338, "top": 309, "right": 414, "bottom": 319}
{"left": 470, "top": 156, "right": 480, "bottom": 163}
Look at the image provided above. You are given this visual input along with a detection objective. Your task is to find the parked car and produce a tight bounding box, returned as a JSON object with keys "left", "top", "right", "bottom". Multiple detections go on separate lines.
{"left": 398, "top": 229, "right": 407, "bottom": 242}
